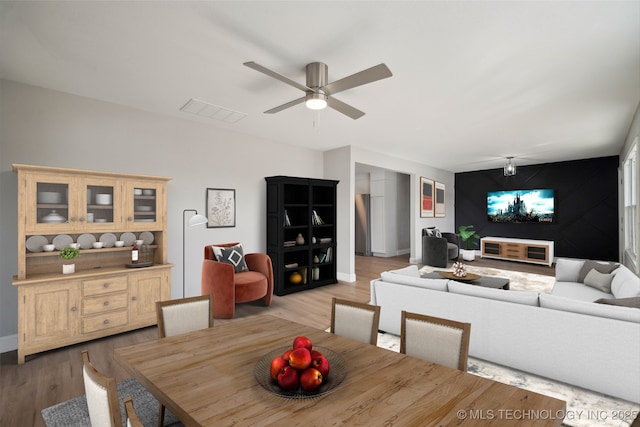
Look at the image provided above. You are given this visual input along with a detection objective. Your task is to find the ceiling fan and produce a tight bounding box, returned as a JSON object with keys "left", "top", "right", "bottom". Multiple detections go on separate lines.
{"left": 243, "top": 61, "right": 392, "bottom": 120}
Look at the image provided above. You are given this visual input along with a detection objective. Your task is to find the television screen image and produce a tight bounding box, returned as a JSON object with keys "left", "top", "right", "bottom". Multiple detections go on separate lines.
{"left": 487, "top": 189, "right": 555, "bottom": 223}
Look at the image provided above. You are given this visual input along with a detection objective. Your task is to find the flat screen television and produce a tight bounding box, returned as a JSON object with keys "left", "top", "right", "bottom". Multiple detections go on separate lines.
{"left": 487, "top": 189, "right": 555, "bottom": 223}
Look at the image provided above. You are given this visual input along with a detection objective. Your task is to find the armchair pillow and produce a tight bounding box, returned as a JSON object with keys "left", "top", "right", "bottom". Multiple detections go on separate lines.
{"left": 211, "top": 243, "right": 248, "bottom": 273}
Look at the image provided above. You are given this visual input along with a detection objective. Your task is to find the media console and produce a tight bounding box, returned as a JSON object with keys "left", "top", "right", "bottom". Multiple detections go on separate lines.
{"left": 480, "top": 237, "right": 554, "bottom": 267}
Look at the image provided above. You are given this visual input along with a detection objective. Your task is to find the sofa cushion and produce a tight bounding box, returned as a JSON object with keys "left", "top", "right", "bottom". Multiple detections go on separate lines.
{"left": 539, "top": 293, "right": 640, "bottom": 323}
{"left": 380, "top": 271, "right": 448, "bottom": 292}
{"left": 611, "top": 266, "right": 640, "bottom": 298}
{"left": 448, "top": 281, "right": 539, "bottom": 306}
{"left": 583, "top": 269, "right": 615, "bottom": 293}
{"left": 577, "top": 260, "right": 619, "bottom": 283}
{"left": 387, "top": 265, "right": 421, "bottom": 277}
{"left": 555, "top": 258, "right": 584, "bottom": 282}
{"left": 211, "top": 243, "right": 249, "bottom": 273}
{"left": 552, "top": 281, "right": 613, "bottom": 301}
{"left": 595, "top": 297, "right": 640, "bottom": 309}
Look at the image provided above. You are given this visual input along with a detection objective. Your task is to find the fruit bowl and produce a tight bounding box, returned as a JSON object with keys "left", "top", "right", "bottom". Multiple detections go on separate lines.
{"left": 254, "top": 346, "right": 347, "bottom": 399}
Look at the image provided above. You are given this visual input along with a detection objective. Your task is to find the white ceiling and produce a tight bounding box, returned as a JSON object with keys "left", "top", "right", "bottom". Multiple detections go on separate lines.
{"left": 1, "top": 1, "right": 638, "bottom": 173}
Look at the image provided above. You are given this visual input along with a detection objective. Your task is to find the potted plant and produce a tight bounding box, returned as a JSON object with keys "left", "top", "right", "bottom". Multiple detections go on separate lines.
{"left": 60, "top": 246, "right": 80, "bottom": 274}
{"left": 458, "top": 225, "right": 480, "bottom": 261}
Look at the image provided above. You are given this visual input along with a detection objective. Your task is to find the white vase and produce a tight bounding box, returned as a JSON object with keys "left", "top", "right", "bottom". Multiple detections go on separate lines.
{"left": 460, "top": 249, "right": 475, "bottom": 262}
{"left": 62, "top": 263, "right": 75, "bottom": 274}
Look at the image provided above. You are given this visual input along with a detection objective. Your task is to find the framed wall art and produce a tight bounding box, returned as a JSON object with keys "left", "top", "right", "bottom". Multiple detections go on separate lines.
{"left": 435, "top": 181, "right": 446, "bottom": 217}
{"left": 206, "top": 188, "right": 236, "bottom": 228}
{"left": 420, "top": 177, "right": 434, "bottom": 218}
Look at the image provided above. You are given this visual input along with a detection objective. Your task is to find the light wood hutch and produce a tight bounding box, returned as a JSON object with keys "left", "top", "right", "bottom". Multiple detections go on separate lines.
{"left": 12, "top": 164, "right": 173, "bottom": 363}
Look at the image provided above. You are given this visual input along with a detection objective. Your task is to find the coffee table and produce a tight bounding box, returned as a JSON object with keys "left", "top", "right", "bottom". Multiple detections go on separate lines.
{"left": 421, "top": 271, "right": 510, "bottom": 290}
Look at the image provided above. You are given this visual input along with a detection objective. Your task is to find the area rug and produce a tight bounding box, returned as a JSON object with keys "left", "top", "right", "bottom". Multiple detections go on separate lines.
{"left": 41, "top": 377, "right": 183, "bottom": 427}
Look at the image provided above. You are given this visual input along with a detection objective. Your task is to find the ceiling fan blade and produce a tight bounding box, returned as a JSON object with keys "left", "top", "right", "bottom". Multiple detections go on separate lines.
{"left": 264, "top": 96, "right": 306, "bottom": 114}
{"left": 323, "top": 63, "right": 392, "bottom": 95}
{"left": 244, "top": 62, "right": 312, "bottom": 93}
{"left": 326, "top": 96, "right": 365, "bottom": 120}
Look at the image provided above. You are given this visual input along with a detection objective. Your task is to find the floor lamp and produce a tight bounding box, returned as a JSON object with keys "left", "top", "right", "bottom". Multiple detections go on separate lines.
{"left": 183, "top": 209, "right": 208, "bottom": 298}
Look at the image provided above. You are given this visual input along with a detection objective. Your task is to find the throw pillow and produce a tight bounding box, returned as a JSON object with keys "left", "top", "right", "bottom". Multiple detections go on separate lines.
{"left": 583, "top": 269, "right": 615, "bottom": 293}
{"left": 577, "top": 260, "right": 618, "bottom": 283}
{"left": 211, "top": 244, "right": 248, "bottom": 273}
{"left": 594, "top": 297, "right": 640, "bottom": 309}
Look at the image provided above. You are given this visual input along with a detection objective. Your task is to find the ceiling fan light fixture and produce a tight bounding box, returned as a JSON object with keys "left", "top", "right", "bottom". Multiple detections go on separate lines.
{"left": 305, "top": 93, "right": 327, "bottom": 110}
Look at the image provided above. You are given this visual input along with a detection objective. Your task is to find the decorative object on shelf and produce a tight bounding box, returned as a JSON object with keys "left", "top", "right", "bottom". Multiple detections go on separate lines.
{"left": 77, "top": 233, "right": 97, "bottom": 249}
{"left": 43, "top": 244, "right": 55, "bottom": 252}
{"left": 435, "top": 181, "right": 446, "bottom": 218}
{"left": 26, "top": 235, "right": 49, "bottom": 252}
{"left": 313, "top": 255, "right": 320, "bottom": 264}
{"left": 504, "top": 156, "right": 517, "bottom": 176}
{"left": 52, "top": 234, "right": 73, "bottom": 250}
{"left": 312, "top": 267, "right": 320, "bottom": 281}
{"left": 183, "top": 209, "right": 208, "bottom": 297}
{"left": 42, "top": 210, "right": 66, "bottom": 223}
{"left": 119, "top": 232, "right": 136, "bottom": 246}
{"left": 458, "top": 225, "right": 480, "bottom": 261}
{"left": 59, "top": 247, "right": 80, "bottom": 274}
{"left": 139, "top": 231, "right": 154, "bottom": 245}
{"left": 289, "top": 271, "right": 303, "bottom": 284}
{"left": 99, "top": 233, "right": 117, "bottom": 248}
{"left": 451, "top": 261, "right": 467, "bottom": 278}
{"left": 206, "top": 188, "right": 235, "bottom": 228}
{"left": 296, "top": 233, "right": 305, "bottom": 245}
{"left": 420, "top": 177, "right": 434, "bottom": 218}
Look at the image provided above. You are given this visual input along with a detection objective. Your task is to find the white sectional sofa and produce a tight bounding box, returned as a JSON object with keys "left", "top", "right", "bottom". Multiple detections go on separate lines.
{"left": 369, "top": 260, "right": 640, "bottom": 403}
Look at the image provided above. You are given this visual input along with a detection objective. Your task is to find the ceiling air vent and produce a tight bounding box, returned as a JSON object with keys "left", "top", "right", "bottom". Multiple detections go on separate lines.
{"left": 180, "top": 98, "right": 247, "bottom": 124}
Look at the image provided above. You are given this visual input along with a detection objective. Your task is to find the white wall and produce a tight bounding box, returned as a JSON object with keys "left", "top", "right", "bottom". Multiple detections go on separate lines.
{"left": 0, "top": 79, "right": 325, "bottom": 351}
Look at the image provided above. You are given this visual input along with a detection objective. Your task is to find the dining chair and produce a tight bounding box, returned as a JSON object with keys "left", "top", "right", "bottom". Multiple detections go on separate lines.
{"left": 155, "top": 294, "right": 213, "bottom": 426}
{"left": 330, "top": 297, "right": 381, "bottom": 345}
{"left": 81, "top": 349, "right": 123, "bottom": 427}
{"left": 400, "top": 311, "right": 471, "bottom": 371}
{"left": 123, "top": 397, "right": 144, "bottom": 427}
{"left": 156, "top": 294, "right": 214, "bottom": 338}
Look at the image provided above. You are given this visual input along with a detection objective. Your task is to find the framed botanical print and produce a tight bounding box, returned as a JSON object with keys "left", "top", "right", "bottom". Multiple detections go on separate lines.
{"left": 206, "top": 188, "right": 236, "bottom": 228}
{"left": 435, "top": 181, "right": 446, "bottom": 217}
{"left": 420, "top": 177, "right": 434, "bottom": 218}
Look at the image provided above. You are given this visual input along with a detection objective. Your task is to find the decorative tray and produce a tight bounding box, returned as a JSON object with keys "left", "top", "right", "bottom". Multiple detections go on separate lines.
{"left": 254, "top": 346, "right": 347, "bottom": 399}
{"left": 439, "top": 271, "right": 481, "bottom": 281}
{"left": 125, "top": 262, "right": 153, "bottom": 268}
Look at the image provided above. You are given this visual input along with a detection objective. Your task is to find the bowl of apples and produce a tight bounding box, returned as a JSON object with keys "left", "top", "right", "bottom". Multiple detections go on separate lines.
{"left": 254, "top": 336, "right": 347, "bottom": 398}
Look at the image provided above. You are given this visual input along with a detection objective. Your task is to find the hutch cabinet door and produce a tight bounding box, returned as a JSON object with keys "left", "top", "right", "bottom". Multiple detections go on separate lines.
{"left": 129, "top": 269, "right": 170, "bottom": 325}
{"left": 21, "top": 282, "right": 80, "bottom": 348}
{"left": 124, "top": 181, "right": 166, "bottom": 230}
{"left": 24, "top": 172, "right": 80, "bottom": 234}
{"left": 81, "top": 176, "right": 122, "bottom": 231}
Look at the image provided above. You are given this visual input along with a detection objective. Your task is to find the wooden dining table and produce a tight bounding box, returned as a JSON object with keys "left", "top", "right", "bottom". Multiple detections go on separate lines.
{"left": 114, "top": 315, "right": 565, "bottom": 426}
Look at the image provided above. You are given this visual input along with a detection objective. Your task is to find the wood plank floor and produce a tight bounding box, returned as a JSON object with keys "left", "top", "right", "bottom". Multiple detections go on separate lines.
{"left": 0, "top": 255, "right": 554, "bottom": 427}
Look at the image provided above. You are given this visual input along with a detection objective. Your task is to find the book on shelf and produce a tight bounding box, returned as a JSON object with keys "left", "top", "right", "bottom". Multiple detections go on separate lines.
{"left": 312, "top": 210, "right": 324, "bottom": 225}
{"left": 283, "top": 241, "right": 296, "bottom": 247}
{"left": 284, "top": 209, "right": 291, "bottom": 227}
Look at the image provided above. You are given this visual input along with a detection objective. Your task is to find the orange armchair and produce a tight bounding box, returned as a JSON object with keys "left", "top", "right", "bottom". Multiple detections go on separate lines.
{"left": 202, "top": 243, "right": 274, "bottom": 319}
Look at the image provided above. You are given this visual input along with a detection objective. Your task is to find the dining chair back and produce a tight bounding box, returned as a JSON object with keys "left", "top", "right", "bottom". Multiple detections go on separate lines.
{"left": 123, "top": 397, "right": 144, "bottom": 427}
{"left": 81, "top": 349, "right": 123, "bottom": 427}
{"left": 330, "top": 297, "right": 381, "bottom": 345}
{"left": 400, "top": 311, "right": 471, "bottom": 371}
{"left": 156, "top": 294, "right": 214, "bottom": 338}
{"left": 156, "top": 294, "right": 213, "bottom": 426}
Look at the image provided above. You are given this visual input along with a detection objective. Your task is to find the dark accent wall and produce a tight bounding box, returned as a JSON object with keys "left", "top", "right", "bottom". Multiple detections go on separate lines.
{"left": 455, "top": 156, "right": 619, "bottom": 261}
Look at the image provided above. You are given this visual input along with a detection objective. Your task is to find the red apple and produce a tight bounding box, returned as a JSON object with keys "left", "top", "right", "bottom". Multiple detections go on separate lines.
{"left": 288, "top": 347, "right": 312, "bottom": 370}
{"left": 300, "top": 368, "right": 323, "bottom": 391}
{"left": 292, "top": 336, "right": 313, "bottom": 351}
{"left": 311, "top": 354, "right": 330, "bottom": 378}
{"left": 277, "top": 366, "right": 299, "bottom": 390}
{"left": 270, "top": 356, "right": 288, "bottom": 380}
{"left": 310, "top": 349, "right": 323, "bottom": 359}
{"left": 282, "top": 349, "right": 293, "bottom": 361}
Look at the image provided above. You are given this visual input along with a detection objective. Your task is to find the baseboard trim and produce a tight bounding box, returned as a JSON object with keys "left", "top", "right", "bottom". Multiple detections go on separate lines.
{"left": 337, "top": 271, "right": 356, "bottom": 283}
{"left": 0, "top": 334, "right": 17, "bottom": 354}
